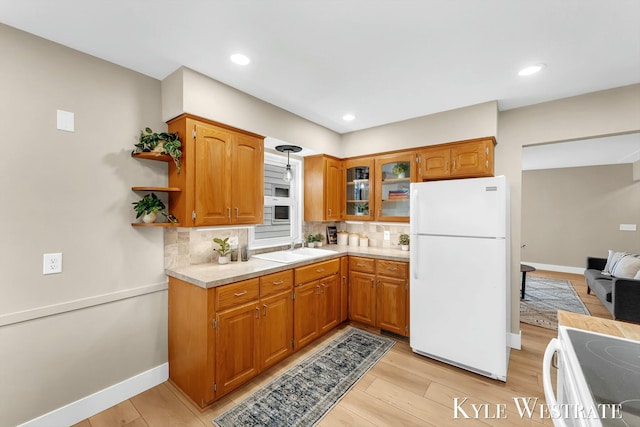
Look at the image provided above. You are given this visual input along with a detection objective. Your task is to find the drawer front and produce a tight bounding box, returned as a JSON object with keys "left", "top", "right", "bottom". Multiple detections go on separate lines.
{"left": 216, "top": 278, "right": 260, "bottom": 311}
{"left": 376, "top": 259, "right": 408, "bottom": 279}
{"left": 295, "top": 258, "right": 340, "bottom": 285}
{"left": 349, "top": 256, "right": 376, "bottom": 274}
{"left": 260, "top": 269, "right": 294, "bottom": 297}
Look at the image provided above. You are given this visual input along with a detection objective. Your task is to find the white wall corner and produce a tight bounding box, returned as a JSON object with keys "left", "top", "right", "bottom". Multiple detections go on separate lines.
{"left": 17, "top": 364, "right": 168, "bottom": 427}
{"left": 509, "top": 330, "right": 522, "bottom": 350}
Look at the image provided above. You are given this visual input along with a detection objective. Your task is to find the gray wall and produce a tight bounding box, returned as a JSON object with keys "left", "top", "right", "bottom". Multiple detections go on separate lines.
{"left": 0, "top": 24, "right": 168, "bottom": 426}
{"left": 522, "top": 164, "right": 640, "bottom": 267}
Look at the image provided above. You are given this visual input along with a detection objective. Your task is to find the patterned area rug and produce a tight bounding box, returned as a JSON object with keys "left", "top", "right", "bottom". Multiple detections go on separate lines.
{"left": 213, "top": 327, "right": 394, "bottom": 427}
{"left": 520, "top": 276, "right": 590, "bottom": 330}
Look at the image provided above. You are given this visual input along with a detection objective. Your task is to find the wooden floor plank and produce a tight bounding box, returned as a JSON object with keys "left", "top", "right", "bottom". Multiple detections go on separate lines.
{"left": 83, "top": 401, "right": 143, "bottom": 427}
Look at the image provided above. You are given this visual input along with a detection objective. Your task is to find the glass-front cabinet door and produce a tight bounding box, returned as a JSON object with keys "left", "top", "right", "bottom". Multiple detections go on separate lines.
{"left": 374, "top": 153, "right": 415, "bottom": 222}
{"left": 344, "top": 158, "right": 374, "bottom": 221}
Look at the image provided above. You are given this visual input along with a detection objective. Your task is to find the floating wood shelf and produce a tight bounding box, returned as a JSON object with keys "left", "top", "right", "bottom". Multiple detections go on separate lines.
{"left": 131, "top": 186, "right": 181, "bottom": 192}
{"left": 131, "top": 152, "right": 172, "bottom": 162}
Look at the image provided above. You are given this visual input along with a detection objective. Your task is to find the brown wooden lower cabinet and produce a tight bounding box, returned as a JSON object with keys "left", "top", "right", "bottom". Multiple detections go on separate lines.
{"left": 167, "top": 255, "right": 407, "bottom": 408}
{"left": 349, "top": 256, "right": 409, "bottom": 337}
{"left": 168, "top": 257, "right": 346, "bottom": 409}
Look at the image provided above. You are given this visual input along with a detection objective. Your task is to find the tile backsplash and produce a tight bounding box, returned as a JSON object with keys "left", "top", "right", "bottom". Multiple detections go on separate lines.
{"left": 166, "top": 221, "right": 410, "bottom": 269}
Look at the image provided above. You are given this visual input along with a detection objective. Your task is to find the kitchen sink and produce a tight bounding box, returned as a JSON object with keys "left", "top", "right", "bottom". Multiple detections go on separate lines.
{"left": 252, "top": 247, "right": 336, "bottom": 264}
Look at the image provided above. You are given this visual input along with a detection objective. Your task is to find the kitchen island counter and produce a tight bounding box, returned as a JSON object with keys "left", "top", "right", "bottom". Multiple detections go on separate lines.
{"left": 166, "top": 245, "right": 410, "bottom": 289}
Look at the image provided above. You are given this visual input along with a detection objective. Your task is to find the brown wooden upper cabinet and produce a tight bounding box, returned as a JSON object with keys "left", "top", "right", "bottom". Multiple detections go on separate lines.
{"left": 374, "top": 152, "right": 415, "bottom": 222}
{"left": 417, "top": 137, "right": 495, "bottom": 181}
{"left": 304, "top": 154, "right": 343, "bottom": 221}
{"left": 167, "top": 114, "right": 264, "bottom": 227}
{"left": 343, "top": 157, "right": 374, "bottom": 221}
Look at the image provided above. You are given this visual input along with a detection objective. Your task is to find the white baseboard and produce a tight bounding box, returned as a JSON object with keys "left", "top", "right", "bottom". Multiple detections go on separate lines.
{"left": 509, "top": 330, "right": 522, "bottom": 350}
{"left": 522, "top": 262, "right": 584, "bottom": 275}
{"left": 17, "top": 363, "right": 168, "bottom": 427}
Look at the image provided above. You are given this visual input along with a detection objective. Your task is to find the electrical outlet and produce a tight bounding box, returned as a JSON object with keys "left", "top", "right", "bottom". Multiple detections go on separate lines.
{"left": 228, "top": 236, "right": 239, "bottom": 247}
{"left": 383, "top": 231, "right": 391, "bottom": 241}
{"left": 43, "top": 253, "right": 62, "bottom": 275}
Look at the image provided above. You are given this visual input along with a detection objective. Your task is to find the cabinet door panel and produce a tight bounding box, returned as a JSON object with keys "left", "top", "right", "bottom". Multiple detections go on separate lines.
{"left": 215, "top": 302, "right": 259, "bottom": 396}
{"left": 349, "top": 271, "right": 376, "bottom": 326}
{"left": 260, "top": 291, "right": 293, "bottom": 370}
{"left": 419, "top": 147, "right": 451, "bottom": 181}
{"left": 450, "top": 140, "right": 493, "bottom": 178}
{"left": 318, "top": 275, "right": 340, "bottom": 335}
{"left": 376, "top": 275, "right": 407, "bottom": 336}
{"left": 374, "top": 152, "right": 414, "bottom": 222}
{"left": 195, "top": 124, "right": 230, "bottom": 225}
{"left": 339, "top": 257, "right": 349, "bottom": 323}
{"left": 293, "top": 281, "right": 319, "bottom": 350}
{"left": 325, "top": 158, "right": 343, "bottom": 220}
{"left": 232, "top": 134, "right": 264, "bottom": 224}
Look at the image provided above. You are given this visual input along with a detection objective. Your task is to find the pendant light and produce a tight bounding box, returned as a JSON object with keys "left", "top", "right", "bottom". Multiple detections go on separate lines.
{"left": 275, "top": 145, "right": 302, "bottom": 182}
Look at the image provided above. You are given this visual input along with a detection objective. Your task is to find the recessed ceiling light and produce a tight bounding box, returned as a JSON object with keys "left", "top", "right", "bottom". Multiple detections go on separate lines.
{"left": 342, "top": 114, "right": 355, "bottom": 122}
{"left": 230, "top": 53, "right": 250, "bottom": 66}
{"left": 518, "top": 64, "right": 546, "bottom": 76}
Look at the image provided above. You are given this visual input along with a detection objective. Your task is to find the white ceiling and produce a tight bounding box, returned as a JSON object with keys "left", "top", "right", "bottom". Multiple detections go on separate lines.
{"left": 1, "top": 0, "right": 639, "bottom": 136}
{"left": 2, "top": 1, "right": 639, "bottom": 168}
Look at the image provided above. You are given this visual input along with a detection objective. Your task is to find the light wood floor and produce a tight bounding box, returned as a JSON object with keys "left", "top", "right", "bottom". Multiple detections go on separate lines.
{"left": 74, "top": 270, "right": 612, "bottom": 427}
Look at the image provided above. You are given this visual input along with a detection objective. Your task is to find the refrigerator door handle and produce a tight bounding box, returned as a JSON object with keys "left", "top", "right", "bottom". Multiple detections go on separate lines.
{"left": 412, "top": 188, "right": 419, "bottom": 232}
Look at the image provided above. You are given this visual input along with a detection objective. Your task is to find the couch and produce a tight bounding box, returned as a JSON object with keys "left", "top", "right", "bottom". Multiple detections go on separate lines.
{"left": 584, "top": 256, "right": 640, "bottom": 323}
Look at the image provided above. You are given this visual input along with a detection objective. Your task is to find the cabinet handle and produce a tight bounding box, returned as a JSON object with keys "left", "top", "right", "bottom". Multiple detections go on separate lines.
{"left": 255, "top": 307, "right": 260, "bottom": 319}
{"left": 445, "top": 161, "right": 449, "bottom": 171}
{"left": 227, "top": 207, "right": 231, "bottom": 219}
{"left": 328, "top": 209, "right": 332, "bottom": 216}
{"left": 453, "top": 160, "right": 456, "bottom": 170}
{"left": 235, "top": 207, "right": 239, "bottom": 218}
{"left": 316, "top": 268, "right": 325, "bottom": 273}
{"left": 387, "top": 266, "right": 398, "bottom": 271}
{"left": 485, "top": 160, "right": 489, "bottom": 168}
{"left": 234, "top": 290, "right": 248, "bottom": 297}
{"left": 316, "top": 285, "right": 321, "bottom": 295}
{"left": 342, "top": 275, "right": 346, "bottom": 285}
{"left": 370, "top": 279, "right": 374, "bottom": 288}
{"left": 263, "top": 304, "right": 267, "bottom": 317}
{"left": 272, "top": 280, "right": 284, "bottom": 285}
{"left": 356, "top": 263, "right": 366, "bottom": 267}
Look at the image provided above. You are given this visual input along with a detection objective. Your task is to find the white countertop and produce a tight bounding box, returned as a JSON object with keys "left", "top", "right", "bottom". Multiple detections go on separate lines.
{"left": 165, "top": 245, "right": 410, "bottom": 288}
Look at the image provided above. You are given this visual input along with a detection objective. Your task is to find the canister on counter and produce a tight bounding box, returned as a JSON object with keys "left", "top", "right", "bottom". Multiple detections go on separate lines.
{"left": 337, "top": 231, "right": 349, "bottom": 246}
{"left": 359, "top": 235, "right": 369, "bottom": 247}
{"left": 348, "top": 233, "right": 360, "bottom": 247}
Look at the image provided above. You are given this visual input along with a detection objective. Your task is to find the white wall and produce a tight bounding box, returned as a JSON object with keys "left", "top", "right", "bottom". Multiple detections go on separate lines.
{"left": 162, "top": 67, "right": 343, "bottom": 157}
{"left": 0, "top": 24, "right": 168, "bottom": 426}
{"left": 498, "top": 83, "right": 640, "bottom": 331}
{"left": 340, "top": 101, "right": 498, "bottom": 158}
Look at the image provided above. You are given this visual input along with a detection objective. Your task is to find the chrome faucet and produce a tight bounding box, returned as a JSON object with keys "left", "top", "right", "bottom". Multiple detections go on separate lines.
{"left": 290, "top": 239, "right": 305, "bottom": 250}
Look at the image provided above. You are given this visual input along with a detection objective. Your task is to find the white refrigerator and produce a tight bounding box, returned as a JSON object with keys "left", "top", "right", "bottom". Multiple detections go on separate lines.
{"left": 409, "top": 176, "right": 510, "bottom": 381}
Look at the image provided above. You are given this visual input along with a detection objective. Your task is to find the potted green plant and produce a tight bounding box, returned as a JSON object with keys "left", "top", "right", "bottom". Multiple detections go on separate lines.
{"left": 314, "top": 233, "right": 324, "bottom": 247}
{"left": 132, "top": 127, "right": 182, "bottom": 174}
{"left": 306, "top": 234, "right": 316, "bottom": 248}
{"left": 392, "top": 162, "right": 408, "bottom": 179}
{"left": 213, "top": 237, "right": 232, "bottom": 264}
{"left": 132, "top": 193, "right": 166, "bottom": 224}
{"left": 398, "top": 233, "right": 410, "bottom": 251}
{"left": 355, "top": 202, "right": 369, "bottom": 216}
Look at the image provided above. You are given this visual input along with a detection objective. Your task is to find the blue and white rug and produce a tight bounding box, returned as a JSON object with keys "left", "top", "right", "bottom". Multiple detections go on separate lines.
{"left": 520, "top": 276, "right": 590, "bottom": 330}
{"left": 213, "top": 327, "right": 394, "bottom": 427}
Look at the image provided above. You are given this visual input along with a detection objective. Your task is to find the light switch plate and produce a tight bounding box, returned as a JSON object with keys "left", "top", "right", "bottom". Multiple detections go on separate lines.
{"left": 620, "top": 224, "right": 637, "bottom": 231}
{"left": 383, "top": 231, "right": 391, "bottom": 241}
{"left": 57, "top": 109, "right": 75, "bottom": 132}
{"left": 43, "top": 253, "right": 62, "bottom": 274}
